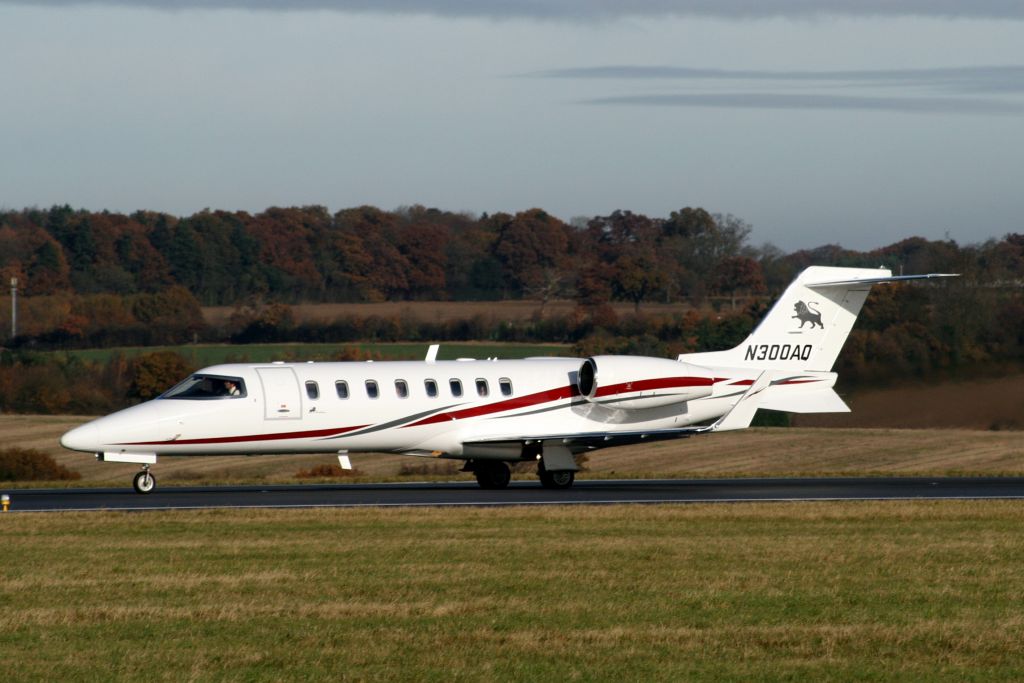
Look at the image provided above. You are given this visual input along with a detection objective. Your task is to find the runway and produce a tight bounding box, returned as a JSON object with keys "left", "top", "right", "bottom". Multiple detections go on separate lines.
{"left": 5, "top": 476, "right": 1024, "bottom": 512}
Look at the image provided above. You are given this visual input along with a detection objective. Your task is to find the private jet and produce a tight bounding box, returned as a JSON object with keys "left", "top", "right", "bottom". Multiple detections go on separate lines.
{"left": 60, "top": 266, "right": 955, "bottom": 493}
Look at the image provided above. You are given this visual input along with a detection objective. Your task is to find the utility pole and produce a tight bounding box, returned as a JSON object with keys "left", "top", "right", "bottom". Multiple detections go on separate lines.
{"left": 10, "top": 277, "right": 17, "bottom": 339}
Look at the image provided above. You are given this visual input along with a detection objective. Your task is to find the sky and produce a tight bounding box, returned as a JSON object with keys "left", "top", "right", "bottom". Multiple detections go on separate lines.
{"left": 1, "top": 2, "right": 1022, "bottom": 251}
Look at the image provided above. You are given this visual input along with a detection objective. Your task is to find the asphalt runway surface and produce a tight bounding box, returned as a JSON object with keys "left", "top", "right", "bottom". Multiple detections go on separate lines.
{"left": 5, "top": 477, "right": 1024, "bottom": 512}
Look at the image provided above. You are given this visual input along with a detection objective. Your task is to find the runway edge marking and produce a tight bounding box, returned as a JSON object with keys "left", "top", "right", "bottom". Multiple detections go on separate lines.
{"left": 15, "top": 494, "right": 1024, "bottom": 513}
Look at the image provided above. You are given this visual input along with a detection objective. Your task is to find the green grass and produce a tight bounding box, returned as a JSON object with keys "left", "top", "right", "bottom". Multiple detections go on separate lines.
{"left": 50, "top": 341, "right": 571, "bottom": 365}
{"left": 2, "top": 501, "right": 1023, "bottom": 681}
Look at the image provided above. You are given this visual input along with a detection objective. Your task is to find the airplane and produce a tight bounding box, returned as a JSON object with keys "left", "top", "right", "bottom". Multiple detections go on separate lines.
{"left": 60, "top": 266, "right": 956, "bottom": 493}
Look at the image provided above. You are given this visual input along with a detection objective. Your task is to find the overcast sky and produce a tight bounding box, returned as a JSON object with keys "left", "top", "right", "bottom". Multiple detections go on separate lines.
{"left": 1, "top": 1, "right": 1022, "bottom": 250}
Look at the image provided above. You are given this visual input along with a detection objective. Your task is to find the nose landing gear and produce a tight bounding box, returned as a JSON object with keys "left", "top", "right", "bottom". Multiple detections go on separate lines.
{"left": 538, "top": 466, "right": 575, "bottom": 489}
{"left": 132, "top": 465, "right": 156, "bottom": 494}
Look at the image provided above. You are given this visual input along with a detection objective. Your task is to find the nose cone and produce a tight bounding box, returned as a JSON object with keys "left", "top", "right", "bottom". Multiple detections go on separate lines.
{"left": 60, "top": 422, "right": 103, "bottom": 452}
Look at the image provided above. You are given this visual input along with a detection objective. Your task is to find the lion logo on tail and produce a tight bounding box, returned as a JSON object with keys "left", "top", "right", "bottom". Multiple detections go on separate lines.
{"left": 792, "top": 301, "right": 823, "bottom": 329}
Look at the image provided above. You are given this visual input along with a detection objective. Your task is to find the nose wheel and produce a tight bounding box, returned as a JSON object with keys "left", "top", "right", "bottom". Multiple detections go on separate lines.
{"left": 132, "top": 466, "right": 156, "bottom": 494}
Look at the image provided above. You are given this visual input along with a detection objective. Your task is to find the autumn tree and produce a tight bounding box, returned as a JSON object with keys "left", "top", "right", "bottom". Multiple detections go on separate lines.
{"left": 331, "top": 206, "right": 410, "bottom": 300}
{"left": 661, "top": 208, "right": 752, "bottom": 300}
{"left": 711, "top": 256, "right": 767, "bottom": 309}
{"left": 0, "top": 214, "right": 71, "bottom": 294}
{"left": 131, "top": 286, "right": 205, "bottom": 343}
{"left": 390, "top": 205, "right": 450, "bottom": 299}
{"left": 128, "top": 351, "right": 194, "bottom": 400}
{"left": 491, "top": 209, "right": 573, "bottom": 312}
{"left": 583, "top": 210, "right": 668, "bottom": 311}
{"left": 445, "top": 213, "right": 502, "bottom": 299}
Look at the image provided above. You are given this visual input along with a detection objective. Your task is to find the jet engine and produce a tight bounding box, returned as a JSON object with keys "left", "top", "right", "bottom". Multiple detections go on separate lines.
{"left": 577, "top": 355, "right": 717, "bottom": 410}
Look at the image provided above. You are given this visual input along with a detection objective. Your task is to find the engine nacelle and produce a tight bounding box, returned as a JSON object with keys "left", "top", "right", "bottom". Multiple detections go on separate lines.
{"left": 576, "top": 355, "right": 716, "bottom": 410}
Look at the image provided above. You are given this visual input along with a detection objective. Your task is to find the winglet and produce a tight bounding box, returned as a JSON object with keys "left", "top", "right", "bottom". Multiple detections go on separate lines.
{"left": 425, "top": 344, "right": 440, "bottom": 363}
{"left": 712, "top": 371, "right": 770, "bottom": 432}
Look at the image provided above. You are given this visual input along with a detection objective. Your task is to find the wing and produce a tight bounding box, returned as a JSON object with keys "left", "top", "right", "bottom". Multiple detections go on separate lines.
{"left": 461, "top": 372, "right": 770, "bottom": 454}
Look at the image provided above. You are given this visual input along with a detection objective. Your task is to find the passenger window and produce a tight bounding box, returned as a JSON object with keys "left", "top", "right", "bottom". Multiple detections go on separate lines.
{"left": 306, "top": 381, "right": 319, "bottom": 400}
{"left": 335, "top": 380, "right": 349, "bottom": 399}
{"left": 395, "top": 380, "right": 409, "bottom": 398}
{"left": 499, "top": 378, "right": 513, "bottom": 396}
{"left": 366, "top": 380, "right": 379, "bottom": 399}
{"left": 476, "top": 378, "right": 489, "bottom": 397}
{"left": 425, "top": 379, "right": 438, "bottom": 398}
{"left": 449, "top": 379, "right": 463, "bottom": 397}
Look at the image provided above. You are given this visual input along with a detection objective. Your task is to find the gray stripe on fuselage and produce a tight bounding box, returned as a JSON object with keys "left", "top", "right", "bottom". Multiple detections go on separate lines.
{"left": 497, "top": 399, "right": 587, "bottom": 419}
{"left": 322, "top": 403, "right": 465, "bottom": 439}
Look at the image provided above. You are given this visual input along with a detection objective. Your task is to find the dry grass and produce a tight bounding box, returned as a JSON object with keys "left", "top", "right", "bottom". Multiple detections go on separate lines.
{"left": 2, "top": 502, "right": 1024, "bottom": 680}
{"left": 584, "top": 427, "right": 1024, "bottom": 478}
{"left": 2, "top": 412, "right": 1022, "bottom": 488}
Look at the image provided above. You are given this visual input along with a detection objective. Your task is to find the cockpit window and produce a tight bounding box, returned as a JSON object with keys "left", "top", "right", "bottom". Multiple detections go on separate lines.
{"left": 162, "top": 375, "right": 246, "bottom": 400}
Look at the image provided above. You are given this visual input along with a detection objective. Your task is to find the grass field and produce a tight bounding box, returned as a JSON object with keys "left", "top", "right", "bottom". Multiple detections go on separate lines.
{"left": 2, "top": 502, "right": 1023, "bottom": 681}
{"left": 48, "top": 341, "right": 571, "bottom": 365}
{"left": 201, "top": 299, "right": 691, "bottom": 326}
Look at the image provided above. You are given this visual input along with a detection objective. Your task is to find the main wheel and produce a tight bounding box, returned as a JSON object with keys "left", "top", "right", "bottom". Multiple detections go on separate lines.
{"left": 132, "top": 470, "right": 156, "bottom": 494}
{"left": 539, "top": 468, "right": 575, "bottom": 489}
{"left": 474, "top": 461, "right": 511, "bottom": 490}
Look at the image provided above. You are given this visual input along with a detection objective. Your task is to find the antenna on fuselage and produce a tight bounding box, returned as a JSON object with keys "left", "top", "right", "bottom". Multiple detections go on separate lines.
{"left": 425, "top": 344, "right": 440, "bottom": 363}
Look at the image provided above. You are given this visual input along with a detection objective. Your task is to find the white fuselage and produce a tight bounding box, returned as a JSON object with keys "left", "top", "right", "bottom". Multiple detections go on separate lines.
{"left": 60, "top": 355, "right": 832, "bottom": 461}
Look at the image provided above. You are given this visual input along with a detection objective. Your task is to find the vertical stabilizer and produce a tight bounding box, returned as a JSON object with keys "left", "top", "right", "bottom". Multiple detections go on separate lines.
{"left": 683, "top": 266, "right": 955, "bottom": 372}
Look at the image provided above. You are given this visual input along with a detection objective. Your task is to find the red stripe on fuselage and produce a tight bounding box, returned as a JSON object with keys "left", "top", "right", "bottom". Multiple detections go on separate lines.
{"left": 593, "top": 376, "right": 716, "bottom": 397}
{"left": 404, "top": 375, "right": 721, "bottom": 428}
{"left": 403, "top": 385, "right": 581, "bottom": 428}
{"left": 120, "top": 424, "right": 369, "bottom": 447}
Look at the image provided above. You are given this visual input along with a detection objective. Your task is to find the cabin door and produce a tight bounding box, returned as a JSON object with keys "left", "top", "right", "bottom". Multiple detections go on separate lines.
{"left": 256, "top": 367, "right": 303, "bottom": 420}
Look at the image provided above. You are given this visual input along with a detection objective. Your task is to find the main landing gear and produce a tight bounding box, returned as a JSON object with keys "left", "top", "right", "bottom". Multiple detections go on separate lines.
{"left": 132, "top": 465, "right": 156, "bottom": 494}
{"left": 473, "top": 461, "right": 512, "bottom": 489}
{"left": 467, "top": 460, "right": 576, "bottom": 490}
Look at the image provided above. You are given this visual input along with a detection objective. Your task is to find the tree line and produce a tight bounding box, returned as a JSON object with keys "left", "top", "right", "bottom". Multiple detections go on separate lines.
{"left": 3, "top": 203, "right": 1021, "bottom": 307}
{"left": 0, "top": 203, "right": 1022, "bottom": 416}
{"left": 0, "top": 204, "right": 765, "bottom": 305}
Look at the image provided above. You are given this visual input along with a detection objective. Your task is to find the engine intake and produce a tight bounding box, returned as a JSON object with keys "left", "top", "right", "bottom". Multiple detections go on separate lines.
{"left": 577, "top": 355, "right": 716, "bottom": 410}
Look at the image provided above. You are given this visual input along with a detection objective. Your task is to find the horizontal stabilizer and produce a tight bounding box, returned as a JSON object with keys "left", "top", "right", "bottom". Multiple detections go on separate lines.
{"left": 807, "top": 273, "right": 958, "bottom": 288}
{"left": 759, "top": 389, "right": 850, "bottom": 414}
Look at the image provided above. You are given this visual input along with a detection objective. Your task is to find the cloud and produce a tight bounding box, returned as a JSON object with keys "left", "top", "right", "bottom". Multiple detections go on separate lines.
{"left": 4, "top": 0, "right": 1024, "bottom": 20}
{"left": 532, "top": 65, "right": 1024, "bottom": 95}
{"left": 584, "top": 93, "right": 1024, "bottom": 116}
{"left": 538, "top": 65, "right": 1024, "bottom": 115}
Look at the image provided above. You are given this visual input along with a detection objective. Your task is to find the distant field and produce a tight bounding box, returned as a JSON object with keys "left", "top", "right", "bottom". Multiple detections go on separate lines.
{"left": 3, "top": 502, "right": 1023, "bottom": 680}
{"left": 202, "top": 299, "right": 690, "bottom": 326}
{"left": 50, "top": 341, "right": 571, "bottom": 365}
{"left": 4, "top": 414, "right": 1022, "bottom": 489}
{"left": 796, "top": 372, "right": 1024, "bottom": 431}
